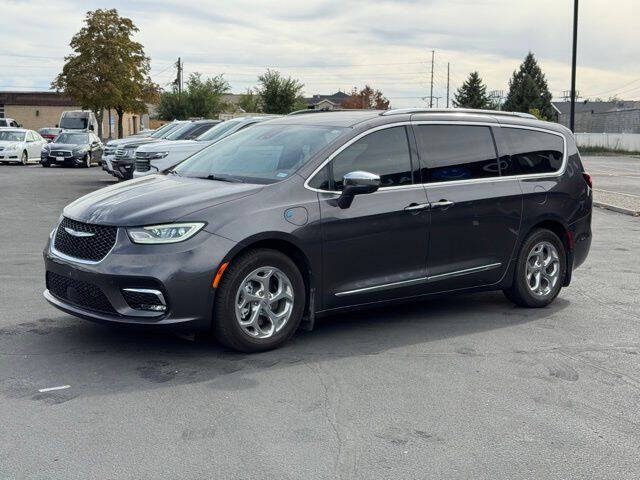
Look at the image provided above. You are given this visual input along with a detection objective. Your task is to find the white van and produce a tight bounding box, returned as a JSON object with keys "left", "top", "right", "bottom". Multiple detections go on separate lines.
{"left": 58, "top": 110, "right": 98, "bottom": 133}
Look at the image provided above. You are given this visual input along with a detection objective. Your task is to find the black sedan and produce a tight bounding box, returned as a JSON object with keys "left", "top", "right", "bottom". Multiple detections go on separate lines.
{"left": 41, "top": 132, "right": 103, "bottom": 168}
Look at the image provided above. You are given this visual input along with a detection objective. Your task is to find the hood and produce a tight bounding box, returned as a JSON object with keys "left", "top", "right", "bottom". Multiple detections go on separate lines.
{"left": 137, "top": 139, "right": 199, "bottom": 153}
{"left": 48, "top": 143, "right": 87, "bottom": 150}
{"left": 106, "top": 136, "right": 154, "bottom": 148}
{"left": 119, "top": 138, "right": 161, "bottom": 149}
{"left": 63, "top": 174, "right": 263, "bottom": 226}
{"left": 0, "top": 141, "right": 23, "bottom": 148}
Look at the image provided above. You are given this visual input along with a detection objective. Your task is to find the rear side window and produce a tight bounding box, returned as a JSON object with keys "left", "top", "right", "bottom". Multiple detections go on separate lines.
{"left": 414, "top": 125, "right": 499, "bottom": 182}
{"left": 329, "top": 126, "right": 413, "bottom": 190}
{"left": 501, "top": 128, "right": 564, "bottom": 176}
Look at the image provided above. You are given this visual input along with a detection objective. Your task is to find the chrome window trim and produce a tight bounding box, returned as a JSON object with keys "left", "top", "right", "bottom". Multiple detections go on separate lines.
{"left": 304, "top": 121, "right": 568, "bottom": 194}
{"left": 335, "top": 262, "right": 502, "bottom": 297}
{"left": 49, "top": 226, "right": 118, "bottom": 265}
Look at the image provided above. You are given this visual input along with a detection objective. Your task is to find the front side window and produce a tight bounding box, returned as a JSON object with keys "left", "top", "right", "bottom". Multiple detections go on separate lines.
{"left": 501, "top": 128, "right": 564, "bottom": 176}
{"left": 175, "top": 124, "right": 346, "bottom": 184}
{"left": 415, "top": 125, "right": 499, "bottom": 183}
{"left": 325, "top": 126, "right": 413, "bottom": 190}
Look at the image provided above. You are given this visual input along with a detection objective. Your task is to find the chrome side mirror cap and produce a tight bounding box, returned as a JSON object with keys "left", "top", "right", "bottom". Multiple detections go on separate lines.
{"left": 337, "top": 171, "right": 381, "bottom": 209}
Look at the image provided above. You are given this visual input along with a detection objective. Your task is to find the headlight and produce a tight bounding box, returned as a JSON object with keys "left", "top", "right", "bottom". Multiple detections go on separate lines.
{"left": 127, "top": 222, "right": 205, "bottom": 244}
{"left": 6, "top": 143, "right": 18, "bottom": 151}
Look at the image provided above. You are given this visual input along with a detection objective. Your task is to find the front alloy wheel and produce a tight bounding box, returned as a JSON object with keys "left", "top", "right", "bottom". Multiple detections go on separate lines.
{"left": 213, "top": 249, "right": 305, "bottom": 352}
{"left": 235, "top": 267, "right": 294, "bottom": 339}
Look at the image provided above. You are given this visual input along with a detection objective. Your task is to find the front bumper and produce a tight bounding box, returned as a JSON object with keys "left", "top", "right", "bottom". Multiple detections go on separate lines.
{"left": 41, "top": 153, "right": 85, "bottom": 166}
{"left": 43, "top": 227, "right": 237, "bottom": 329}
{"left": 0, "top": 150, "right": 20, "bottom": 160}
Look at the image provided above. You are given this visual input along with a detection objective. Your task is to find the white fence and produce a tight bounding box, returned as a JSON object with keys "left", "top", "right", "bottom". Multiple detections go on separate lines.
{"left": 575, "top": 133, "right": 640, "bottom": 152}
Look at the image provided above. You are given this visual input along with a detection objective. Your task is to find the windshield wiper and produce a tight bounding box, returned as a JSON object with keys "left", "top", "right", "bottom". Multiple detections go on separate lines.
{"left": 167, "top": 169, "right": 181, "bottom": 176}
{"left": 202, "top": 174, "right": 243, "bottom": 183}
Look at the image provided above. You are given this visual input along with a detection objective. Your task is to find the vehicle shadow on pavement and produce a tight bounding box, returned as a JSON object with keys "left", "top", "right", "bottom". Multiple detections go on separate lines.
{"left": 0, "top": 291, "right": 570, "bottom": 402}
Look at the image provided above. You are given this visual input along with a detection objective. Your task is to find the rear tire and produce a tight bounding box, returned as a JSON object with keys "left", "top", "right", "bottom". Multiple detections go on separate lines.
{"left": 503, "top": 228, "right": 566, "bottom": 308}
{"left": 213, "top": 249, "right": 305, "bottom": 352}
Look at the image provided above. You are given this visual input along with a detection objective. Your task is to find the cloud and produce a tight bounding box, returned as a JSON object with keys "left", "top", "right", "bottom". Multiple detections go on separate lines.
{"left": 0, "top": 0, "right": 638, "bottom": 107}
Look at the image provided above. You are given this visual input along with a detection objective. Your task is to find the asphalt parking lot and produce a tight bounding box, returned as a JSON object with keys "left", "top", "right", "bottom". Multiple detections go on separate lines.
{"left": 1, "top": 164, "right": 639, "bottom": 479}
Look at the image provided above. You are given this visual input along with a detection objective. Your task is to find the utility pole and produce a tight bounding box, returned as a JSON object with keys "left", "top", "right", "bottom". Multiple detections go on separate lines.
{"left": 429, "top": 50, "right": 435, "bottom": 108}
{"left": 570, "top": 0, "right": 579, "bottom": 132}
{"left": 446, "top": 62, "right": 450, "bottom": 108}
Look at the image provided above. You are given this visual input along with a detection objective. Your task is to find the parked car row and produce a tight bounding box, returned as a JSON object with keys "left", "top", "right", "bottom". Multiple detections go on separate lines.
{"left": 101, "top": 116, "right": 278, "bottom": 181}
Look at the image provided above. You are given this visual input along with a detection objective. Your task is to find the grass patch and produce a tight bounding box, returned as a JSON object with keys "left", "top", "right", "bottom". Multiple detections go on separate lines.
{"left": 579, "top": 146, "right": 640, "bottom": 156}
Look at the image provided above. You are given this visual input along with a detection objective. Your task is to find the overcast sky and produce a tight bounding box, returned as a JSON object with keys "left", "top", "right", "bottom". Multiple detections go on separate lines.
{"left": 1, "top": 0, "right": 638, "bottom": 108}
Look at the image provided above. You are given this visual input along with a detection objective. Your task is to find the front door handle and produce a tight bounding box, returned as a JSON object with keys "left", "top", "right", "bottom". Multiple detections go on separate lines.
{"left": 430, "top": 199, "right": 455, "bottom": 209}
{"left": 404, "top": 203, "right": 430, "bottom": 212}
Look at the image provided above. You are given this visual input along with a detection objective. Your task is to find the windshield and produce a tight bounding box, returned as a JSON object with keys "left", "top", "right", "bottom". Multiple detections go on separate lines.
{"left": 60, "top": 114, "right": 88, "bottom": 129}
{"left": 55, "top": 133, "right": 88, "bottom": 144}
{"left": 197, "top": 119, "right": 245, "bottom": 141}
{"left": 165, "top": 123, "right": 199, "bottom": 140}
{"left": 150, "top": 122, "right": 179, "bottom": 138}
{"left": 0, "top": 130, "right": 25, "bottom": 142}
{"left": 174, "top": 124, "right": 347, "bottom": 184}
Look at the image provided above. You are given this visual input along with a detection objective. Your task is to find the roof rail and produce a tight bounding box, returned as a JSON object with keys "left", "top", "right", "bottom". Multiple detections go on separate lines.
{"left": 287, "top": 108, "right": 373, "bottom": 116}
{"left": 380, "top": 108, "right": 537, "bottom": 120}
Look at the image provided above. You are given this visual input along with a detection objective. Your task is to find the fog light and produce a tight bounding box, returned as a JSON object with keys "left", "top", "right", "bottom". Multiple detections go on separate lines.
{"left": 122, "top": 288, "right": 167, "bottom": 312}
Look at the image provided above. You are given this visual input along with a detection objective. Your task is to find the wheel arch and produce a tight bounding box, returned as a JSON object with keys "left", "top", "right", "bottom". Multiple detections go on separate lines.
{"left": 216, "top": 232, "right": 316, "bottom": 320}
{"left": 521, "top": 216, "right": 573, "bottom": 286}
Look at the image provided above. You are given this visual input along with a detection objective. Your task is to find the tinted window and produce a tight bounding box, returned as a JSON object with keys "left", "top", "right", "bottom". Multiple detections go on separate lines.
{"left": 330, "top": 126, "right": 413, "bottom": 190}
{"left": 501, "top": 128, "right": 564, "bottom": 175}
{"left": 415, "top": 125, "right": 499, "bottom": 182}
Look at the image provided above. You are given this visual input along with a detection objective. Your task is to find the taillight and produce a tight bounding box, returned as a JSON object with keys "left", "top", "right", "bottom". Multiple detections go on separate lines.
{"left": 582, "top": 172, "right": 592, "bottom": 188}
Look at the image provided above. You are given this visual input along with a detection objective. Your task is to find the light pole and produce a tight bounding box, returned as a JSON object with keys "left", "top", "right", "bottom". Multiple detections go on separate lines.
{"left": 570, "top": 0, "right": 579, "bottom": 132}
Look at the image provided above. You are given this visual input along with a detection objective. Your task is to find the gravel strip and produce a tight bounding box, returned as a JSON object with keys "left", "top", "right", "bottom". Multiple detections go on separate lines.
{"left": 593, "top": 189, "right": 640, "bottom": 216}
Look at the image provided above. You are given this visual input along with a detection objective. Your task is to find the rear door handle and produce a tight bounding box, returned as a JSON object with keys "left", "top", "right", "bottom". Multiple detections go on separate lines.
{"left": 404, "top": 203, "right": 430, "bottom": 212}
{"left": 430, "top": 199, "right": 455, "bottom": 209}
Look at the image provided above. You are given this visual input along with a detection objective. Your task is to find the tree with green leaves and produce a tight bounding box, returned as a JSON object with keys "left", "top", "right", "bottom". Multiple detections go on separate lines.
{"left": 52, "top": 9, "right": 157, "bottom": 138}
{"left": 238, "top": 88, "right": 262, "bottom": 113}
{"left": 453, "top": 71, "right": 492, "bottom": 109}
{"left": 257, "top": 69, "right": 305, "bottom": 114}
{"left": 503, "top": 52, "right": 554, "bottom": 120}
{"left": 157, "top": 73, "right": 230, "bottom": 120}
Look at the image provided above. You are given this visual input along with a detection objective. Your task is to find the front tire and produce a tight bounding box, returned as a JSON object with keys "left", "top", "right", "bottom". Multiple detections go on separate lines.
{"left": 20, "top": 151, "right": 28, "bottom": 165}
{"left": 84, "top": 154, "right": 91, "bottom": 168}
{"left": 503, "top": 228, "right": 566, "bottom": 308}
{"left": 41, "top": 161, "right": 51, "bottom": 168}
{"left": 213, "top": 249, "right": 305, "bottom": 352}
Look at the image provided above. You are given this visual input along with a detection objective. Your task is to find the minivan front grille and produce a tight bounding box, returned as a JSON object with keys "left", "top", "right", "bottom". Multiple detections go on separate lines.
{"left": 46, "top": 271, "right": 116, "bottom": 314}
{"left": 53, "top": 217, "right": 117, "bottom": 262}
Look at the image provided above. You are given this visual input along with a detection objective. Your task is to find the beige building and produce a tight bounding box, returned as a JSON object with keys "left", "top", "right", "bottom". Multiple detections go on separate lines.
{"left": 0, "top": 91, "right": 149, "bottom": 139}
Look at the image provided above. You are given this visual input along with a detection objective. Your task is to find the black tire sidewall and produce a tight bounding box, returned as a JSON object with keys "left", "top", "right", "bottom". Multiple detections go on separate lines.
{"left": 513, "top": 229, "right": 566, "bottom": 307}
{"left": 21, "top": 152, "right": 27, "bottom": 165}
{"left": 213, "top": 249, "right": 306, "bottom": 352}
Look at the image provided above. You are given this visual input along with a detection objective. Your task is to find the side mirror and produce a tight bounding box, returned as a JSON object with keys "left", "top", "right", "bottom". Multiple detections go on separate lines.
{"left": 337, "top": 171, "right": 381, "bottom": 209}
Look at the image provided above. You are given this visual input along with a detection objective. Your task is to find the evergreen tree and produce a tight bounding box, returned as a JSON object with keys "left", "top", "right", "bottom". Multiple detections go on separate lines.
{"left": 503, "top": 52, "right": 554, "bottom": 120}
{"left": 453, "top": 71, "right": 491, "bottom": 109}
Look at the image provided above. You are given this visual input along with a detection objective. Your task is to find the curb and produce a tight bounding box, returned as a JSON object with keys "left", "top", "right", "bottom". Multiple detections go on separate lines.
{"left": 593, "top": 201, "right": 640, "bottom": 217}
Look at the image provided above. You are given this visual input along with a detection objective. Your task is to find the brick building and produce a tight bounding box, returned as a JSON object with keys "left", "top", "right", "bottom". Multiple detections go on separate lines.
{"left": 0, "top": 91, "right": 148, "bottom": 139}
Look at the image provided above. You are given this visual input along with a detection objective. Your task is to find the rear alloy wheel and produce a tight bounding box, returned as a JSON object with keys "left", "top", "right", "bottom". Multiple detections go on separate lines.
{"left": 213, "top": 249, "right": 305, "bottom": 352}
{"left": 504, "top": 228, "right": 566, "bottom": 308}
{"left": 21, "top": 151, "right": 28, "bottom": 165}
